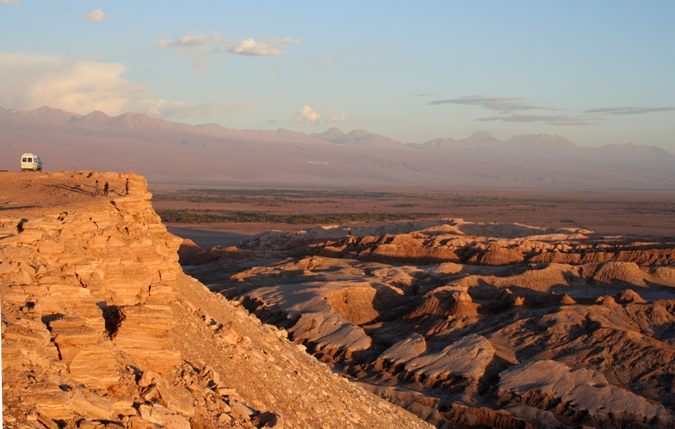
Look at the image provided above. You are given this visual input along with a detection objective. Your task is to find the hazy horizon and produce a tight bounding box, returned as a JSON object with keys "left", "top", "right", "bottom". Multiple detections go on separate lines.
{"left": 3, "top": 103, "right": 675, "bottom": 190}
{"left": 1, "top": 1, "right": 674, "bottom": 151}
{"left": 8, "top": 103, "right": 675, "bottom": 152}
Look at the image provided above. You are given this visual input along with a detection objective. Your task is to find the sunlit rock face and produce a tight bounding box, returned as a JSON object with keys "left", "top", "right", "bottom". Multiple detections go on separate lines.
{"left": 1, "top": 172, "right": 430, "bottom": 429}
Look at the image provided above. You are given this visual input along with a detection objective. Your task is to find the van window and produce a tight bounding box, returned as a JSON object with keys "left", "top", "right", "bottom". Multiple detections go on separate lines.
{"left": 22, "top": 158, "right": 27, "bottom": 162}
{"left": 27, "top": 158, "right": 32, "bottom": 162}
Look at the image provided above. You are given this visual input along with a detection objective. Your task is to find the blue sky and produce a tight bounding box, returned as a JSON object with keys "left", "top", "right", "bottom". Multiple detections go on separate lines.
{"left": 1, "top": 1, "right": 674, "bottom": 149}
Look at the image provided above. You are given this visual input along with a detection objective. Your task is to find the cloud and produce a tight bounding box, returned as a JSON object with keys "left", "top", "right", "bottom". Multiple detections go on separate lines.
{"left": 157, "top": 35, "right": 300, "bottom": 71}
{"left": 157, "top": 34, "right": 302, "bottom": 57}
{"left": 430, "top": 95, "right": 548, "bottom": 113}
{"left": 157, "top": 34, "right": 225, "bottom": 72}
{"left": 157, "top": 34, "right": 223, "bottom": 49}
{"left": 0, "top": 53, "right": 148, "bottom": 115}
{"left": 0, "top": 0, "right": 20, "bottom": 5}
{"left": 85, "top": 8, "right": 106, "bottom": 22}
{"left": 433, "top": 96, "right": 675, "bottom": 122}
{"left": 0, "top": 52, "right": 247, "bottom": 120}
{"left": 228, "top": 39, "right": 283, "bottom": 57}
{"left": 294, "top": 105, "right": 320, "bottom": 124}
{"left": 158, "top": 34, "right": 301, "bottom": 58}
{"left": 229, "top": 37, "right": 301, "bottom": 57}
{"left": 328, "top": 112, "right": 347, "bottom": 123}
{"left": 584, "top": 106, "right": 675, "bottom": 115}
{"left": 477, "top": 114, "right": 593, "bottom": 126}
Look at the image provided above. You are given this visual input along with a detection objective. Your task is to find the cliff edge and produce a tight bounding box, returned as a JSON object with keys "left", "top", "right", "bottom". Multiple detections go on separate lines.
{"left": 0, "top": 171, "right": 431, "bottom": 429}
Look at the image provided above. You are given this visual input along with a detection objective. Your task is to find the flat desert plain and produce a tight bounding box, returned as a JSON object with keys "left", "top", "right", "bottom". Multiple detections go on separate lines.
{"left": 152, "top": 187, "right": 675, "bottom": 246}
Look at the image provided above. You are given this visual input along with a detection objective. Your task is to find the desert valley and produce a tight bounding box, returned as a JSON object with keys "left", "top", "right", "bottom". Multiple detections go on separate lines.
{"left": 2, "top": 2, "right": 675, "bottom": 428}
{"left": 1, "top": 104, "right": 675, "bottom": 429}
{"left": 1, "top": 165, "right": 673, "bottom": 428}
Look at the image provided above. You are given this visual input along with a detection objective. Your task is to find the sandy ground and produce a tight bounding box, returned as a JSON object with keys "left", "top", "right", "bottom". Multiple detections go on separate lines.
{"left": 0, "top": 171, "right": 135, "bottom": 218}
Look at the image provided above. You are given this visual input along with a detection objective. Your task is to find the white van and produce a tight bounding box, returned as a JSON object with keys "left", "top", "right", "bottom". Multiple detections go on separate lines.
{"left": 20, "top": 153, "right": 42, "bottom": 171}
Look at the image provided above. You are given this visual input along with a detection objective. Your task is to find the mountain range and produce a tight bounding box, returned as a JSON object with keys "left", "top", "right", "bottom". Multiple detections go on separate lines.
{"left": 1, "top": 106, "right": 674, "bottom": 189}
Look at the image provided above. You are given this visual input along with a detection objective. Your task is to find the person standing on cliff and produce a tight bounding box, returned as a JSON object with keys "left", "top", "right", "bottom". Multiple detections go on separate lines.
{"left": 125, "top": 177, "right": 130, "bottom": 195}
{"left": 103, "top": 182, "right": 109, "bottom": 196}
{"left": 94, "top": 180, "right": 99, "bottom": 196}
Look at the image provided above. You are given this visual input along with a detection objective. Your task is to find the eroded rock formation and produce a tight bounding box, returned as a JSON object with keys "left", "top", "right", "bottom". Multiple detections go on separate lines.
{"left": 0, "top": 172, "right": 430, "bottom": 429}
{"left": 187, "top": 219, "right": 675, "bottom": 428}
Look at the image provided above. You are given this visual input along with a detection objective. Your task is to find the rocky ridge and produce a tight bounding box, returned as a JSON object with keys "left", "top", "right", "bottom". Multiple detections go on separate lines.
{"left": 185, "top": 220, "right": 675, "bottom": 428}
{"left": 0, "top": 172, "right": 430, "bottom": 429}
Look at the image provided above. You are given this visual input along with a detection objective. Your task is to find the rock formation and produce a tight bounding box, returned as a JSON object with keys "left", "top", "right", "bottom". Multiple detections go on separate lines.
{"left": 0, "top": 172, "right": 430, "bottom": 428}
{"left": 186, "top": 219, "right": 675, "bottom": 428}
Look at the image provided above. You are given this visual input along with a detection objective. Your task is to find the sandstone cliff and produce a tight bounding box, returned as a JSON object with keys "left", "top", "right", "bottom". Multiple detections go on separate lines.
{"left": 0, "top": 172, "right": 430, "bottom": 429}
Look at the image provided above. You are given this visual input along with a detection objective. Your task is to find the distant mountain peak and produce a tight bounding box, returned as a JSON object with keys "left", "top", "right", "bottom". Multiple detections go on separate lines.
{"left": 115, "top": 112, "right": 145, "bottom": 119}
{"left": 9, "top": 105, "right": 80, "bottom": 125}
{"left": 68, "top": 110, "right": 112, "bottom": 129}
{"left": 322, "top": 127, "right": 346, "bottom": 137}
{"left": 80, "top": 110, "right": 110, "bottom": 120}
{"left": 347, "top": 129, "right": 370, "bottom": 138}
{"left": 194, "top": 122, "right": 228, "bottom": 131}
{"left": 507, "top": 134, "right": 575, "bottom": 148}
{"left": 111, "top": 112, "right": 175, "bottom": 129}
{"left": 195, "top": 122, "right": 221, "bottom": 128}
{"left": 33, "top": 105, "right": 66, "bottom": 114}
{"left": 312, "top": 127, "right": 348, "bottom": 143}
{"left": 275, "top": 128, "right": 307, "bottom": 136}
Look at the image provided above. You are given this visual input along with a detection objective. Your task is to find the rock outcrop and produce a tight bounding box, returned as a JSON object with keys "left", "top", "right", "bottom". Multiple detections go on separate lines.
{"left": 1, "top": 172, "right": 430, "bottom": 429}
{"left": 187, "top": 218, "right": 675, "bottom": 428}
{"left": 498, "top": 360, "right": 670, "bottom": 427}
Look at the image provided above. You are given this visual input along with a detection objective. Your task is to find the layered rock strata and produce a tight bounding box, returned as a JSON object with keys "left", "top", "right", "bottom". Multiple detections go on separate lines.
{"left": 1, "top": 172, "right": 430, "bottom": 429}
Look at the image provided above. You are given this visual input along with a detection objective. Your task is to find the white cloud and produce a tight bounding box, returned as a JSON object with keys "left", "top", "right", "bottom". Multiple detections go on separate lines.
{"left": 85, "top": 8, "right": 106, "bottom": 22}
{"left": 158, "top": 34, "right": 301, "bottom": 58}
{"left": 0, "top": 0, "right": 21, "bottom": 5}
{"left": 328, "top": 112, "right": 347, "bottom": 123}
{"left": 229, "top": 39, "right": 283, "bottom": 57}
{"left": 0, "top": 53, "right": 247, "bottom": 120}
{"left": 0, "top": 53, "right": 145, "bottom": 115}
{"left": 228, "top": 38, "right": 301, "bottom": 57}
{"left": 158, "top": 34, "right": 301, "bottom": 70}
{"left": 294, "top": 105, "right": 320, "bottom": 124}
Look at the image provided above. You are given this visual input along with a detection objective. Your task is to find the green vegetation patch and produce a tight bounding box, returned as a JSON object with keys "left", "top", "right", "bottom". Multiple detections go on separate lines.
{"left": 158, "top": 209, "right": 438, "bottom": 224}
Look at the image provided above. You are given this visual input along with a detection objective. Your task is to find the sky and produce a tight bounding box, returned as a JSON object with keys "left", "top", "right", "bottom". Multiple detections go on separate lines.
{"left": 1, "top": 1, "right": 675, "bottom": 150}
